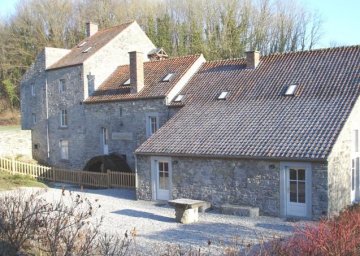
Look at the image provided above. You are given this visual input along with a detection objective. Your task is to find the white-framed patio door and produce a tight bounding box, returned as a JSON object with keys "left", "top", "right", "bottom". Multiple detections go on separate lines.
{"left": 151, "top": 157, "right": 172, "bottom": 200}
{"left": 281, "top": 162, "right": 311, "bottom": 218}
{"left": 351, "top": 157, "right": 360, "bottom": 203}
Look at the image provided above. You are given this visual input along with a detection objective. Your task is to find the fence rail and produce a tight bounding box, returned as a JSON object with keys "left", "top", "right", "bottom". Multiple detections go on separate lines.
{"left": 0, "top": 157, "right": 136, "bottom": 189}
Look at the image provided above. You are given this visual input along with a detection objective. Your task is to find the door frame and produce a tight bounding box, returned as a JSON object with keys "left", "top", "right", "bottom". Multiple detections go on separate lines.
{"left": 280, "top": 162, "right": 312, "bottom": 218}
{"left": 151, "top": 156, "right": 172, "bottom": 201}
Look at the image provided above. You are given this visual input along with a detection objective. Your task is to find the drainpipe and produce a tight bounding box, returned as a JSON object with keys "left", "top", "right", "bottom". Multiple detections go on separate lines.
{"left": 45, "top": 73, "right": 50, "bottom": 159}
{"left": 134, "top": 154, "right": 138, "bottom": 199}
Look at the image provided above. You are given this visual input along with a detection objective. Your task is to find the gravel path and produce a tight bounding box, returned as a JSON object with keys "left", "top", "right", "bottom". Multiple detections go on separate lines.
{"left": 0, "top": 126, "right": 31, "bottom": 157}
{"left": 17, "top": 186, "right": 309, "bottom": 255}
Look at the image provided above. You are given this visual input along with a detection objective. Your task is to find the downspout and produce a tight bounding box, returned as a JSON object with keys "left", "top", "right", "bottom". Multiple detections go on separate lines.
{"left": 45, "top": 73, "right": 50, "bottom": 159}
{"left": 134, "top": 154, "right": 138, "bottom": 199}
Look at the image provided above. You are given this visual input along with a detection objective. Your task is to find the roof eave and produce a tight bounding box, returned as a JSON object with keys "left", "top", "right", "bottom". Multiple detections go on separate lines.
{"left": 46, "top": 63, "right": 83, "bottom": 71}
{"left": 84, "top": 95, "right": 166, "bottom": 104}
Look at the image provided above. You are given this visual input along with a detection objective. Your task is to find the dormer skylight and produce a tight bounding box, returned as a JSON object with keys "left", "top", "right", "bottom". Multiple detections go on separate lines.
{"left": 285, "top": 84, "right": 298, "bottom": 96}
{"left": 78, "top": 41, "right": 87, "bottom": 47}
{"left": 174, "top": 94, "right": 184, "bottom": 102}
{"left": 123, "top": 78, "right": 130, "bottom": 86}
{"left": 162, "top": 73, "right": 174, "bottom": 82}
{"left": 82, "top": 47, "right": 92, "bottom": 53}
{"left": 217, "top": 91, "right": 229, "bottom": 100}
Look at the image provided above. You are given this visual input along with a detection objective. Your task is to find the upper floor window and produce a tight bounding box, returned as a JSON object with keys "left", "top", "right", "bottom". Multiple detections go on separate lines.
{"left": 32, "top": 113, "right": 36, "bottom": 124}
{"left": 146, "top": 114, "right": 159, "bottom": 137}
{"left": 59, "top": 140, "right": 69, "bottom": 160}
{"left": 60, "top": 109, "right": 68, "bottom": 127}
{"left": 31, "top": 84, "right": 35, "bottom": 96}
{"left": 355, "top": 129, "right": 359, "bottom": 153}
{"left": 59, "top": 79, "right": 66, "bottom": 93}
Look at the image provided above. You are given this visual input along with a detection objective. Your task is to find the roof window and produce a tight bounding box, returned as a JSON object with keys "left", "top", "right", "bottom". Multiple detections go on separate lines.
{"left": 78, "top": 41, "right": 87, "bottom": 47}
{"left": 174, "top": 94, "right": 184, "bottom": 102}
{"left": 82, "top": 47, "right": 92, "bottom": 53}
{"left": 217, "top": 91, "right": 229, "bottom": 100}
{"left": 123, "top": 78, "right": 130, "bottom": 86}
{"left": 162, "top": 73, "right": 174, "bottom": 82}
{"left": 285, "top": 84, "right": 298, "bottom": 96}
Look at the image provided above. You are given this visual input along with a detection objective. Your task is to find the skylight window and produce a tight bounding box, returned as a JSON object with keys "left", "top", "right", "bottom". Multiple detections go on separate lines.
{"left": 162, "top": 73, "right": 174, "bottom": 82}
{"left": 78, "top": 41, "right": 87, "bottom": 47}
{"left": 174, "top": 94, "right": 184, "bottom": 102}
{"left": 82, "top": 47, "right": 92, "bottom": 53}
{"left": 285, "top": 84, "right": 298, "bottom": 96}
{"left": 123, "top": 78, "right": 130, "bottom": 86}
{"left": 217, "top": 91, "right": 229, "bottom": 100}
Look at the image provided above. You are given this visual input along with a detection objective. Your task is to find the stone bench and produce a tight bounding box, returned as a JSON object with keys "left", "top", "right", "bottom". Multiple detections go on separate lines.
{"left": 168, "top": 198, "right": 209, "bottom": 224}
{"left": 220, "top": 204, "right": 259, "bottom": 217}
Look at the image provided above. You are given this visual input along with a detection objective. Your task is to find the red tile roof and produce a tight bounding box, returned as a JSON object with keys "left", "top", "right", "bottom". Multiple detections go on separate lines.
{"left": 47, "top": 22, "right": 134, "bottom": 70}
{"left": 136, "top": 46, "right": 360, "bottom": 160}
{"left": 85, "top": 54, "right": 202, "bottom": 103}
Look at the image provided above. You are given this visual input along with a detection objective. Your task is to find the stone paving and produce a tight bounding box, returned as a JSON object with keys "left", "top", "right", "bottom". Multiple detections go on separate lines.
{"left": 0, "top": 126, "right": 32, "bottom": 157}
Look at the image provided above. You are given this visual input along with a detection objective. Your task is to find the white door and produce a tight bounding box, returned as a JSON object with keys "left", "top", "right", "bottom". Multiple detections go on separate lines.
{"left": 101, "top": 127, "right": 109, "bottom": 155}
{"left": 154, "top": 159, "right": 171, "bottom": 200}
{"left": 286, "top": 167, "right": 307, "bottom": 217}
{"left": 352, "top": 157, "right": 360, "bottom": 203}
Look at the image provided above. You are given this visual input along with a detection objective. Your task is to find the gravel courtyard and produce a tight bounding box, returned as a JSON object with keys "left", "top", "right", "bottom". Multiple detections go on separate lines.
{"left": 21, "top": 186, "right": 308, "bottom": 255}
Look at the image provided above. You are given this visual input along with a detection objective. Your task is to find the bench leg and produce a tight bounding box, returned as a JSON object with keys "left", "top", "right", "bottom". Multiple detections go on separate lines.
{"left": 175, "top": 207, "right": 199, "bottom": 224}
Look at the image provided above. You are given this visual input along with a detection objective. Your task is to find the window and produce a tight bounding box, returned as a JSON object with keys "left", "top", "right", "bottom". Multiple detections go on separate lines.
{"left": 146, "top": 114, "right": 159, "bottom": 137}
{"left": 59, "top": 79, "right": 66, "bottom": 93}
{"left": 31, "top": 84, "right": 35, "bottom": 96}
{"left": 162, "top": 73, "right": 174, "bottom": 82}
{"left": 285, "top": 84, "right": 298, "bottom": 96}
{"left": 78, "top": 41, "right": 87, "bottom": 47}
{"left": 174, "top": 94, "right": 184, "bottom": 102}
{"left": 87, "top": 73, "right": 95, "bottom": 96}
{"left": 123, "top": 78, "right": 130, "bottom": 86}
{"left": 60, "top": 109, "right": 68, "bottom": 127}
{"left": 217, "top": 91, "right": 229, "bottom": 100}
{"left": 82, "top": 47, "right": 92, "bottom": 53}
{"left": 59, "top": 140, "right": 69, "bottom": 160}
{"left": 32, "top": 113, "right": 36, "bottom": 124}
{"left": 34, "top": 144, "right": 39, "bottom": 150}
{"left": 355, "top": 130, "right": 359, "bottom": 153}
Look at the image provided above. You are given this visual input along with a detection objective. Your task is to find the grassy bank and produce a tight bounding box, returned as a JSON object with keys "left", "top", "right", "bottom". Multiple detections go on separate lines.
{"left": 0, "top": 108, "right": 20, "bottom": 126}
{"left": 0, "top": 170, "right": 47, "bottom": 191}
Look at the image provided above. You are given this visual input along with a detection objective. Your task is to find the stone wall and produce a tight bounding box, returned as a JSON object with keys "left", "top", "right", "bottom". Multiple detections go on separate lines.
{"left": 84, "top": 99, "right": 170, "bottom": 170}
{"left": 136, "top": 155, "right": 329, "bottom": 218}
{"left": 327, "top": 96, "right": 360, "bottom": 215}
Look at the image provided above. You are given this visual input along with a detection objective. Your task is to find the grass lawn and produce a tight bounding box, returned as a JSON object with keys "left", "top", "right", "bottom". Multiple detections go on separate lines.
{"left": 0, "top": 170, "right": 47, "bottom": 191}
{"left": 0, "top": 125, "right": 20, "bottom": 132}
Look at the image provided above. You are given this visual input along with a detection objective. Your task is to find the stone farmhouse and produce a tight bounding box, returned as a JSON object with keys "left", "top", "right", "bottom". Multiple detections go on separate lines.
{"left": 21, "top": 21, "right": 360, "bottom": 219}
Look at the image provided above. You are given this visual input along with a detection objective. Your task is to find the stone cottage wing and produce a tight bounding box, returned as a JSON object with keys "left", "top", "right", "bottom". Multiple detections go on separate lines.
{"left": 84, "top": 54, "right": 202, "bottom": 102}
{"left": 47, "top": 21, "right": 134, "bottom": 70}
{"left": 135, "top": 46, "right": 360, "bottom": 160}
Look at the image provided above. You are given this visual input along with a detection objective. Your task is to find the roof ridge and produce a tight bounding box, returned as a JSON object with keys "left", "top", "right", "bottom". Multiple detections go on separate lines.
{"left": 97, "top": 20, "right": 135, "bottom": 33}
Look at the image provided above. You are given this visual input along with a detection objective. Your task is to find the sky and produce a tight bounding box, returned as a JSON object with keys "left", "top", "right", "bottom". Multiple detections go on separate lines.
{"left": 0, "top": 0, "right": 359, "bottom": 48}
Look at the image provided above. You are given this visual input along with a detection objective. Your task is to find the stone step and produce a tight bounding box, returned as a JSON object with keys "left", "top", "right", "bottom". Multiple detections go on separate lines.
{"left": 220, "top": 204, "right": 259, "bottom": 217}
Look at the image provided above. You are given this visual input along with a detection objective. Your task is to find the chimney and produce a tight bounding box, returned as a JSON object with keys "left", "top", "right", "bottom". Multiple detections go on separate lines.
{"left": 246, "top": 50, "right": 260, "bottom": 69}
{"left": 129, "top": 51, "right": 144, "bottom": 93}
{"left": 86, "top": 22, "right": 98, "bottom": 37}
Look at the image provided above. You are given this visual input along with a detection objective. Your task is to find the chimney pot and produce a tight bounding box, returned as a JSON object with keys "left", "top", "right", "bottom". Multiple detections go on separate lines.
{"left": 86, "top": 22, "right": 98, "bottom": 37}
{"left": 246, "top": 50, "right": 260, "bottom": 69}
{"left": 129, "top": 51, "right": 144, "bottom": 93}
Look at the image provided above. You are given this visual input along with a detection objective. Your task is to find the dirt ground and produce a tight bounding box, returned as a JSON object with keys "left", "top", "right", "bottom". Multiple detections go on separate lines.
{"left": 0, "top": 126, "right": 32, "bottom": 158}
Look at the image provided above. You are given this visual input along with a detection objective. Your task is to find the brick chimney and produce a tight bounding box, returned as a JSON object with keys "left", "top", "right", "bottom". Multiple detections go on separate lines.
{"left": 246, "top": 50, "right": 260, "bottom": 69}
{"left": 129, "top": 51, "right": 144, "bottom": 93}
{"left": 86, "top": 22, "right": 98, "bottom": 37}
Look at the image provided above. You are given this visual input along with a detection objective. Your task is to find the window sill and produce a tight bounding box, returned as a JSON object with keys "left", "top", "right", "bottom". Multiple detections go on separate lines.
{"left": 59, "top": 126, "right": 68, "bottom": 129}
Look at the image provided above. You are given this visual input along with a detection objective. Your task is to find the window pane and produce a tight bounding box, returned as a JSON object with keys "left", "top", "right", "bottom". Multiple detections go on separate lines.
{"left": 352, "top": 168, "right": 355, "bottom": 191}
{"left": 298, "top": 182, "right": 306, "bottom": 203}
{"left": 355, "top": 130, "right": 359, "bottom": 152}
{"left": 290, "top": 181, "right": 297, "bottom": 202}
{"left": 290, "top": 169, "right": 297, "bottom": 180}
{"left": 298, "top": 169, "right": 306, "bottom": 181}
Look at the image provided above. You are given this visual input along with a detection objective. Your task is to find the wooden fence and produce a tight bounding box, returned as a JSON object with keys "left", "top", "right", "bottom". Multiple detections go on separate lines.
{"left": 0, "top": 157, "right": 136, "bottom": 188}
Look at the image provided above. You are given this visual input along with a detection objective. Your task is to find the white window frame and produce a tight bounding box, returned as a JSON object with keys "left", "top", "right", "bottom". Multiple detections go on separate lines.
{"left": 174, "top": 94, "right": 184, "bottom": 102}
{"left": 146, "top": 113, "right": 159, "bottom": 138}
{"left": 123, "top": 78, "right": 130, "bottom": 86}
{"left": 59, "top": 140, "right": 69, "bottom": 160}
{"left": 59, "top": 79, "right": 66, "bottom": 93}
{"left": 60, "top": 109, "right": 68, "bottom": 127}
{"left": 218, "top": 91, "right": 229, "bottom": 100}
{"left": 285, "top": 84, "right": 298, "bottom": 96}
{"left": 162, "top": 73, "right": 174, "bottom": 82}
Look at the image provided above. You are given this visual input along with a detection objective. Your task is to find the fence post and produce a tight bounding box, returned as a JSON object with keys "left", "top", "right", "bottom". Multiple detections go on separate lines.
{"left": 107, "top": 169, "right": 111, "bottom": 188}
{"left": 11, "top": 157, "right": 15, "bottom": 175}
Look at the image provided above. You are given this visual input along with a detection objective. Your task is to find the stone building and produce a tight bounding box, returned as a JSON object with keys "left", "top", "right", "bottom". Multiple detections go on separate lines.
{"left": 21, "top": 21, "right": 360, "bottom": 219}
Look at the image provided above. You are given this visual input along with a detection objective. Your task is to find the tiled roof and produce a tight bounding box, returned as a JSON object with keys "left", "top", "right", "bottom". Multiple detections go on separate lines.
{"left": 136, "top": 46, "right": 360, "bottom": 160}
{"left": 47, "top": 22, "right": 134, "bottom": 70}
{"left": 85, "top": 55, "right": 201, "bottom": 103}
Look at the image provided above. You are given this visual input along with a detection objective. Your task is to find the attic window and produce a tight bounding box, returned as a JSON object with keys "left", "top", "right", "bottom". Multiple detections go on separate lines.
{"left": 162, "top": 73, "right": 174, "bottom": 82}
{"left": 217, "top": 91, "right": 229, "bottom": 100}
{"left": 78, "top": 41, "right": 87, "bottom": 47}
{"left": 285, "top": 84, "right": 298, "bottom": 96}
{"left": 123, "top": 79, "right": 130, "bottom": 86}
{"left": 82, "top": 47, "right": 92, "bottom": 53}
{"left": 174, "top": 94, "right": 184, "bottom": 102}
